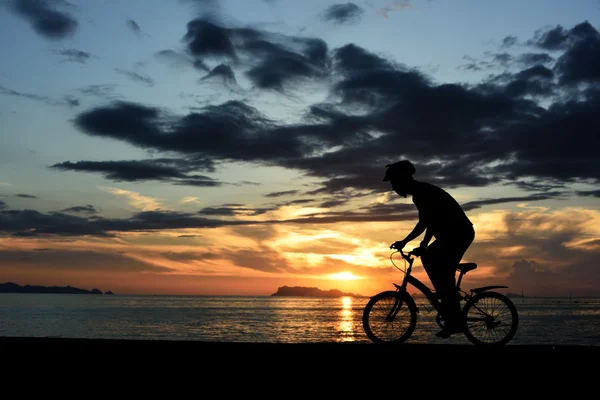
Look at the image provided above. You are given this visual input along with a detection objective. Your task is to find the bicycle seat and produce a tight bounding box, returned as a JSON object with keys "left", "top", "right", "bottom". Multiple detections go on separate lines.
{"left": 457, "top": 262, "right": 477, "bottom": 273}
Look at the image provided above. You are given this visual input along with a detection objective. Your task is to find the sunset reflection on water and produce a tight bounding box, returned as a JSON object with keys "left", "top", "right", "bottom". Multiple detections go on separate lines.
{"left": 337, "top": 296, "right": 356, "bottom": 342}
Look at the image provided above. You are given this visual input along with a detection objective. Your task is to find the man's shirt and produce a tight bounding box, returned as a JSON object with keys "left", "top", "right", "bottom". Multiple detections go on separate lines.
{"left": 412, "top": 181, "right": 472, "bottom": 240}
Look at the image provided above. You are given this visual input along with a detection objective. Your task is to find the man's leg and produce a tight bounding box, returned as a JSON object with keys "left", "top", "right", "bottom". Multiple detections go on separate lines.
{"left": 422, "top": 240, "right": 465, "bottom": 337}
{"left": 435, "top": 228, "right": 475, "bottom": 337}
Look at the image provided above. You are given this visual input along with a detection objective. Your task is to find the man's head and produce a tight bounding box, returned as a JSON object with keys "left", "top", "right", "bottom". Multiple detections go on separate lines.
{"left": 383, "top": 160, "right": 416, "bottom": 198}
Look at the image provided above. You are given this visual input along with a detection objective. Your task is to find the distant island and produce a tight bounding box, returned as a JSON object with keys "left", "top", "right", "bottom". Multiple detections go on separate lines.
{"left": 0, "top": 282, "right": 114, "bottom": 295}
{"left": 271, "top": 285, "right": 364, "bottom": 297}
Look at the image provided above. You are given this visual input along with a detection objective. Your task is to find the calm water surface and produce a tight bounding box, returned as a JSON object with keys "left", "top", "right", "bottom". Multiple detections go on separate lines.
{"left": 1, "top": 294, "right": 598, "bottom": 345}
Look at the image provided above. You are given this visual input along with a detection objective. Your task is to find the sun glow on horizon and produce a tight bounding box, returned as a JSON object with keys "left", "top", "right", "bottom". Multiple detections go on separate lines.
{"left": 328, "top": 271, "right": 363, "bottom": 281}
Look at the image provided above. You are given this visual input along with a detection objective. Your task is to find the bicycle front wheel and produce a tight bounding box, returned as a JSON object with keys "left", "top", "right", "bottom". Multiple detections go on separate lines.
{"left": 362, "top": 291, "right": 417, "bottom": 345}
{"left": 463, "top": 291, "right": 519, "bottom": 346}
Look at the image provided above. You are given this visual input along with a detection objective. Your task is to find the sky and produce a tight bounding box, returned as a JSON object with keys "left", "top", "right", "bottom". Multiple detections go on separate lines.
{"left": 0, "top": 0, "right": 599, "bottom": 297}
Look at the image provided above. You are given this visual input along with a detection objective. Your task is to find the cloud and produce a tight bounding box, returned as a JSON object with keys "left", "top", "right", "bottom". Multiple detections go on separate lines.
{"left": 0, "top": 248, "right": 174, "bottom": 273}
{"left": 517, "top": 52, "right": 554, "bottom": 67}
{"left": 0, "top": 84, "right": 79, "bottom": 107}
{"left": 576, "top": 190, "right": 600, "bottom": 198}
{"left": 155, "top": 49, "right": 207, "bottom": 71}
{"left": 265, "top": 190, "right": 299, "bottom": 198}
{"left": 465, "top": 207, "right": 600, "bottom": 296}
{"left": 7, "top": 0, "right": 78, "bottom": 39}
{"left": 527, "top": 21, "right": 599, "bottom": 50}
{"left": 501, "top": 35, "right": 518, "bottom": 48}
{"left": 180, "top": 197, "right": 200, "bottom": 205}
{"left": 16, "top": 193, "right": 37, "bottom": 199}
{"left": 126, "top": 19, "right": 140, "bottom": 35}
{"left": 462, "top": 192, "right": 566, "bottom": 212}
{"left": 52, "top": 48, "right": 93, "bottom": 63}
{"left": 376, "top": 1, "right": 412, "bottom": 19}
{"left": 45, "top": 19, "right": 598, "bottom": 201}
{"left": 115, "top": 69, "right": 154, "bottom": 87}
{"left": 225, "top": 245, "right": 291, "bottom": 273}
{"left": 98, "top": 187, "right": 164, "bottom": 211}
{"left": 60, "top": 205, "right": 97, "bottom": 213}
{"left": 77, "top": 84, "right": 121, "bottom": 100}
{"left": 200, "top": 64, "right": 237, "bottom": 86}
{"left": 181, "top": 18, "right": 329, "bottom": 91}
{"left": 50, "top": 159, "right": 220, "bottom": 186}
{"left": 321, "top": 3, "right": 365, "bottom": 25}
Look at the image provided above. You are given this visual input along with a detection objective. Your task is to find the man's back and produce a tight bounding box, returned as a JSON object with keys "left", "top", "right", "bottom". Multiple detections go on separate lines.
{"left": 412, "top": 181, "right": 472, "bottom": 239}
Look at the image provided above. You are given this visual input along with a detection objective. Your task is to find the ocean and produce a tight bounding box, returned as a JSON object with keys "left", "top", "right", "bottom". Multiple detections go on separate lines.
{"left": 1, "top": 293, "right": 599, "bottom": 346}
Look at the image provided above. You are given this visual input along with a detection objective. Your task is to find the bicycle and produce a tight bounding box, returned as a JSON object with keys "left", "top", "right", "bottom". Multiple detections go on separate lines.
{"left": 362, "top": 248, "right": 519, "bottom": 346}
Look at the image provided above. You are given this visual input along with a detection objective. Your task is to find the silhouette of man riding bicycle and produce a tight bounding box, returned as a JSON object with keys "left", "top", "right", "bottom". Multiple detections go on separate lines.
{"left": 383, "top": 160, "right": 475, "bottom": 338}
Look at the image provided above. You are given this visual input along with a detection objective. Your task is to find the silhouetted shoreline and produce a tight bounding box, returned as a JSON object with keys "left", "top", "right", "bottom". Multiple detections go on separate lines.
{"left": 0, "top": 282, "right": 113, "bottom": 295}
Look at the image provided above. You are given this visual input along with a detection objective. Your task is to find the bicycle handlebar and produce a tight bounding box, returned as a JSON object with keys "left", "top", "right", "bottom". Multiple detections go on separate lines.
{"left": 397, "top": 247, "right": 425, "bottom": 260}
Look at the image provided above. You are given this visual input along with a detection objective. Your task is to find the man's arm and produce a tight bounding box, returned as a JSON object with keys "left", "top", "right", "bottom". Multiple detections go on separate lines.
{"left": 420, "top": 229, "right": 433, "bottom": 248}
{"left": 391, "top": 220, "right": 427, "bottom": 249}
{"left": 402, "top": 220, "right": 426, "bottom": 243}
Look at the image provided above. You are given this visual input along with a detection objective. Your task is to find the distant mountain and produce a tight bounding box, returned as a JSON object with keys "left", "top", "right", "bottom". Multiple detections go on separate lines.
{"left": 0, "top": 282, "right": 112, "bottom": 295}
{"left": 271, "top": 285, "right": 364, "bottom": 297}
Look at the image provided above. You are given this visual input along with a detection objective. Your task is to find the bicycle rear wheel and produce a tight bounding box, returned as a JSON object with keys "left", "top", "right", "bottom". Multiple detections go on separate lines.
{"left": 362, "top": 290, "right": 417, "bottom": 344}
{"left": 463, "top": 291, "right": 518, "bottom": 346}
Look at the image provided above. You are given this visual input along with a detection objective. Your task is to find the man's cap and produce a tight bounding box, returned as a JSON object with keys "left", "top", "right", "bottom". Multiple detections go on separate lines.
{"left": 383, "top": 160, "right": 416, "bottom": 181}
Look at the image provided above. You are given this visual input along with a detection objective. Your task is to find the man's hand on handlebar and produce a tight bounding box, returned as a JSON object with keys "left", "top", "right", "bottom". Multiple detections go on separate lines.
{"left": 390, "top": 240, "right": 406, "bottom": 250}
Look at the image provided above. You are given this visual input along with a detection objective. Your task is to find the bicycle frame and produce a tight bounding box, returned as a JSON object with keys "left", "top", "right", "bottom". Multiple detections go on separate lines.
{"left": 389, "top": 249, "right": 509, "bottom": 317}
{"left": 391, "top": 249, "right": 440, "bottom": 315}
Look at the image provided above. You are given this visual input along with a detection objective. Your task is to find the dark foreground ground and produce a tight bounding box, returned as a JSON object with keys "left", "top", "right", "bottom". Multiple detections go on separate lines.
{"left": 3, "top": 336, "right": 598, "bottom": 384}
{"left": 4, "top": 337, "right": 595, "bottom": 390}
{"left": 2, "top": 336, "right": 598, "bottom": 358}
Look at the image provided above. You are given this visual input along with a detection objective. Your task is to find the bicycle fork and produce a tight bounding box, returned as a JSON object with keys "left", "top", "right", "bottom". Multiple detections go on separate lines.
{"left": 387, "top": 289, "right": 406, "bottom": 321}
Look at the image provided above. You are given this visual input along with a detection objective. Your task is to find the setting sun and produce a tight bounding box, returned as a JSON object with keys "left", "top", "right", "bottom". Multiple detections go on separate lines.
{"left": 328, "top": 272, "right": 362, "bottom": 281}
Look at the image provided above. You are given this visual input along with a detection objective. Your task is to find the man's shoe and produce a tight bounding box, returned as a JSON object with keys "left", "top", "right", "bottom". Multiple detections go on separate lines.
{"left": 434, "top": 325, "right": 464, "bottom": 338}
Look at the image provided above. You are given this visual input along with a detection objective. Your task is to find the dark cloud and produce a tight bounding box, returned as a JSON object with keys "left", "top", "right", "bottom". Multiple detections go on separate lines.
{"left": 0, "top": 186, "right": 587, "bottom": 238}
{"left": 0, "top": 249, "right": 174, "bottom": 273}
{"left": 527, "top": 21, "right": 599, "bottom": 50}
{"left": 52, "top": 48, "right": 93, "bottom": 63}
{"left": 318, "top": 199, "right": 348, "bottom": 208}
{"left": 0, "top": 209, "right": 113, "bottom": 237}
{"left": 181, "top": 18, "right": 329, "bottom": 91}
{"left": 576, "top": 190, "right": 600, "bottom": 198}
{"left": 16, "top": 193, "right": 37, "bottom": 198}
{"left": 501, "top": 35, "right": 518, "bottom": 47}
{"left": 0, "top": 84, "right": 79, "bottom": 107}
{"left": 183, "top": 18, "right": 237, "bottom": 60}
{"left": 0, "top": 209, "right": 250, "bottom": 237}
{"left": 160, "top": 251, "right": 219, "bottom": 262}
{"left": 49, "top": 159, "right": 220, "bottom": 186}
{"left": 479, "top": 65, "right": 556, "bottom": 98}
{"left": 0, "top": 200, "right": 7, "bottom": 210}
{"left": 198, "top": 205, "right": 276, "bottom": 216}
{"left": 49, "top": 19, "right": 599, "bottom": 199}
{"left": 115, "top": 68, "right": 154, "bottom": 87}
{"left": 554, "top": 35, "right": 600, "bottom": 84}
{"left": 264, "top": 190, "right": 299, "bottom": 198}
{"left": 77, "top": 84, "right": 120, "bottom": 100}
{"left": 462, "top": 192, "right": 565, "bottom": 212}
{"left": 200, "top": 64, "right": 236, "bottom": 85}
{"left": 8, "top": 0, "right": 78, "bottom": 39}
{"left": 517, "top": 52, "right": 554, "bottom": 67}
{"left": 321, "top": 3, "right": 365, "bottom": 25}
{"left": 155, "top": 49, "right": 207, "bottom": 71}
{"left": 60, "top": 205, "right": 97, "bottom": 213}
{"left": 126, "top": 19, "right": 141, "bottom": 35}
